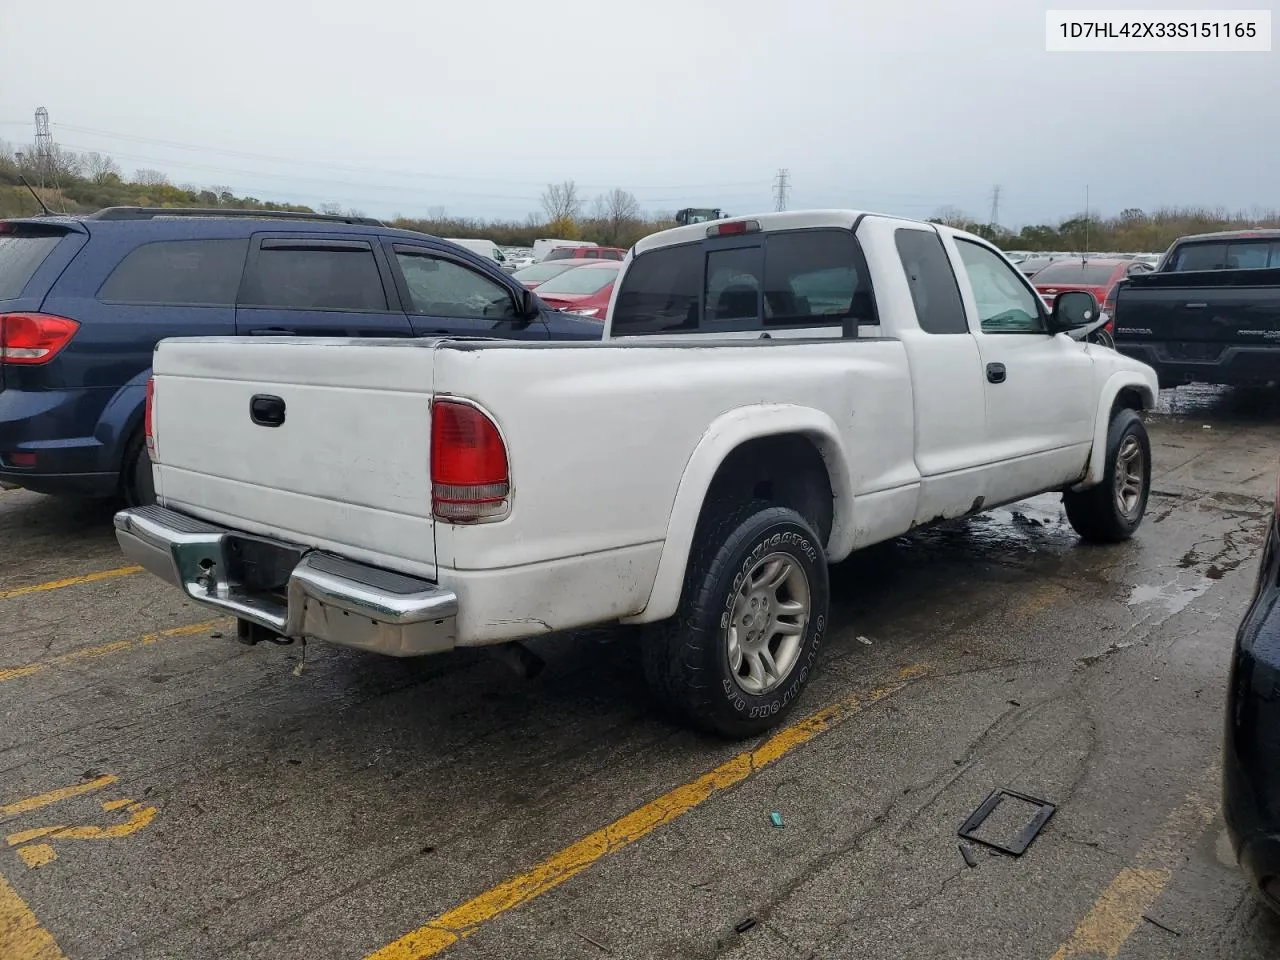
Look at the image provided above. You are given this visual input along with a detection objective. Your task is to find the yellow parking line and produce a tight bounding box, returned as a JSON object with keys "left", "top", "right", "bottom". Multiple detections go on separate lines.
{"left": 0, "top": 775, "right": 118, "bottom": 818}
{"left": 1048, "top": 766, "right": 1220, "bottom": 959}
{"left": 0, "top": 871, "right": 67, "bottom": 960}
{"left": 0, "top": 619, "right": 229, "bottom": 684}
{"left": 364, "top": 663, "right": 932, "bottom": 960}
{"left": 0, "top": 566, "right": 143, "bottom": 602}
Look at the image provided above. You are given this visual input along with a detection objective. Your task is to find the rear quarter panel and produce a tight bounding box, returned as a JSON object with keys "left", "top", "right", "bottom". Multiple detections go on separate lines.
{"left": 432, "top": 340, "right": 916, "bottom": 587}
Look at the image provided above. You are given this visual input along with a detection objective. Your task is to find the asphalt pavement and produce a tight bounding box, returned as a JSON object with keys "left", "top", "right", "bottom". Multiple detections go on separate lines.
{"left": 2, "top": 384, "right": 1279, "bottom": 960}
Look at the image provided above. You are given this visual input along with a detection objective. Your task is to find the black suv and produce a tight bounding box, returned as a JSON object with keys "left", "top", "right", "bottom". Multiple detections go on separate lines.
{"left": 0, "top": 207, "right": 602, "bottom": 503}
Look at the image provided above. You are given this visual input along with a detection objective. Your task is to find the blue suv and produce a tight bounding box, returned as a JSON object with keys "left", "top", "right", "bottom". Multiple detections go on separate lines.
{"left": 0, "top": 207, "right": 602, "bottom": 504}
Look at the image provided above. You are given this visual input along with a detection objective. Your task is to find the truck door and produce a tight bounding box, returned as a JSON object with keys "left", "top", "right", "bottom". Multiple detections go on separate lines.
{"left": 236, "top": 235, "right": 413, "bottom": 337}
{"left": 885, "top": 226, "right": 991, "bottom": 525}
{"left": 948, "top": 237, "right": 1095, "bottom": 503}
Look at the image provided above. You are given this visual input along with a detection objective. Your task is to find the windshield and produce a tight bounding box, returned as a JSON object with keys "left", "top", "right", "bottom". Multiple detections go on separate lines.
{"left": 512, "top": 261, "right": 584, "bottom": 283}
{"left": 535, "top": 265, "right": 620, "bottom": 296}
{"left": 1032, "top": 261, "right": 1120, "bottom": 285}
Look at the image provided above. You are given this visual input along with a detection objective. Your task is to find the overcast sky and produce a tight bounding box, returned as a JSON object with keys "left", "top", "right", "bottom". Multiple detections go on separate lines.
{"left": 1, "top": 0, "right": 1275, "bottom": 227}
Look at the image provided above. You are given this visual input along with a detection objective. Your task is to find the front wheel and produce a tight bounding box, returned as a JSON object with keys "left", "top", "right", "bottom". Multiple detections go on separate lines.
{"left": 1063, "top": 408, "right": 1151, "bottom": 543}
{"left": 642, "top": 501, "right": 830, "bottom": 738}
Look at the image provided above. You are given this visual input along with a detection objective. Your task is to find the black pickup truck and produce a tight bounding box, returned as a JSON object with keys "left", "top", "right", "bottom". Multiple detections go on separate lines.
{"left": 1112, "top": 229, "right": 1280, "bottom": 388}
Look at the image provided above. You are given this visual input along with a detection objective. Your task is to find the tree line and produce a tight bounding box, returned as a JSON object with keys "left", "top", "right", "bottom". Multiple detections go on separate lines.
{"left": 930, "top": 204, "right": 1280, "bottom": 254}
{"left": 0, "top": 140, "right": 313, "bottom": 218}
{"left": 2, "top": 139, "right": 1276, "bottom": 255}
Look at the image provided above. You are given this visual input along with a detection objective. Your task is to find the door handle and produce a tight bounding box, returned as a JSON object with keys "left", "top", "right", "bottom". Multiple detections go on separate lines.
{"left": 986, "top": 362, "right": 1006, "bottom": 384}
{"left": 1184, "top": 302, "right": 1208, "bottom": 309}
{"left": 249, "top": 327, "right": 297, "bottom": 336}
{"left": 249, "top": 394, "right": 286, "bottom": 428}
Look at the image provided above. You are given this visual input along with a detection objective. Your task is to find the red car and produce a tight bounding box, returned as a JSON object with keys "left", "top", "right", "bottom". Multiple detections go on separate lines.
{"left": 510, "top": 260, "right": 590, "bottom": 290}
{"left": 531, "top": 261, "right": 621, "bottom": 320}
{"left": 544, "top": 246, "right": 627, "bottom": 261}
{"left": 1032, "top": 258, "right": 1154, "bottom": 326}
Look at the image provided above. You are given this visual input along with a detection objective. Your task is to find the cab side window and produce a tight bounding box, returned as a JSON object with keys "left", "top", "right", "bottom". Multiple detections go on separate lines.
{"left": 894, "top": 228, "right": 968, "bottom": 334}
{"left": 955, "top": 239, "right": 1045, "bottom": 334}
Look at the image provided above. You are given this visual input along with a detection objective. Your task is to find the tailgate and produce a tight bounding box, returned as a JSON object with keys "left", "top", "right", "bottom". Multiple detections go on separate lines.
{"left": 1115, "top": 269, "right": 1280, "bottom": 350}
{"left": 151, "top": 336, "right": 439, "bottom": 578}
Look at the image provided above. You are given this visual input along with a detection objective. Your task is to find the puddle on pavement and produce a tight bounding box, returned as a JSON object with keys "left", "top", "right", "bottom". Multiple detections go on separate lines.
{"left": 1126, "top": 578, "right": 1213, "bottom": 617}
{"left": 908, "top": 493, "right": 1075, "bottom": 562}
{"left": 1154, "top": 384, "right": 1280, "bottom": 423}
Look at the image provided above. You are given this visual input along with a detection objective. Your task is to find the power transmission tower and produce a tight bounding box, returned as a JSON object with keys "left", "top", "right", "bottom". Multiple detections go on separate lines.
{"left": 33, "top": 107, "right": 52, "bottom": 190}
{"left": 988, "top": 184, "right": 1002, "bottom": 228}
{"left": 773, "top": 168, "right": 790, "bottom": 212}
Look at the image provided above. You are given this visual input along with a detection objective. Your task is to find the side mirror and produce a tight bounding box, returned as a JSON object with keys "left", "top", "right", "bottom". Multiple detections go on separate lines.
{"left": 1050, "top": 290, "right": 1098, "bottom": 331}
{"left": 517, "top": 287, "right": 540, "bottom": 320}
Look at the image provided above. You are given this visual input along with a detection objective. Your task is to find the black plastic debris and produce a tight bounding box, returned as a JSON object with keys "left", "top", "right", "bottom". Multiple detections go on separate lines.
{"left": 958, "top": 788, "right": 1056, "bottom": 857}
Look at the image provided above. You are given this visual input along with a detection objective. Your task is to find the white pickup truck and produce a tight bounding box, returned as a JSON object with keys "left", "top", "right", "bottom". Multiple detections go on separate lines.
{"left": 115, "top": 211, "right": 1160, "bottom": 738}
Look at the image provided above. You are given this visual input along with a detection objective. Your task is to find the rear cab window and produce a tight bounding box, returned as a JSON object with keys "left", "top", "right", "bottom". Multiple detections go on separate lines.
{"left": 612, "top": 228, "right": 876, "bottom": 336}
{"left": 1168, "top": 239, "right": 1280, "bottom": 271}
{"left": 0, "top": 225, "right": 69, "bottom": 300}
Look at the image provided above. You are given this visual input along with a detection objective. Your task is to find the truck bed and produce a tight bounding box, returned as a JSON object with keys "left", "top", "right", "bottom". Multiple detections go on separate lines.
{"left": 1113, "top": 267, "right": 1280, "bottom": 387}
{"left": 150, "top": 334, "right": 915, "bottom": 641}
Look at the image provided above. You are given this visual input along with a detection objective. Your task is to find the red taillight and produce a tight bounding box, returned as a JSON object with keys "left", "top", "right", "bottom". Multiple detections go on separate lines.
{"left": 0, "top": 313, "right": 79, "bottom": 365}
{"left": 144, "top": 377, "right": 156, "bottom": 459}
{"left": 430, "top": 400, "right": 509, "bottom": 523}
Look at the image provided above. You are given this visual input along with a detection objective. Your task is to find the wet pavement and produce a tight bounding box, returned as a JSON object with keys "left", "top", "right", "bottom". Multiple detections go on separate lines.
{"left": 1, "top": 384, "right": 1279, "bottom": 960}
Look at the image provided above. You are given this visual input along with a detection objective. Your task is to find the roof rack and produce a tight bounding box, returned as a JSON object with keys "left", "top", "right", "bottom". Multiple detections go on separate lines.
{"left": 85, "top": 206, "right": 386, "bottom": 227}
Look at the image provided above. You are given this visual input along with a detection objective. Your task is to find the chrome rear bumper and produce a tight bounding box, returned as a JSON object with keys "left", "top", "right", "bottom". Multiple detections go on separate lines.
{"left": 114, "top": 505, "right": 457, "bottom": 657}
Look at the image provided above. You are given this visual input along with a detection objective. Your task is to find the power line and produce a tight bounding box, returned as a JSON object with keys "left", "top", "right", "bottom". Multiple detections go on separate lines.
{"left": 54, "top": 140, "right": 767, "bottom": 211}
{"left": 52, "top": 122, "right": 765, "bottom": 193}
{"left": 773, "top": 168, "right": 790, "bottom": 212}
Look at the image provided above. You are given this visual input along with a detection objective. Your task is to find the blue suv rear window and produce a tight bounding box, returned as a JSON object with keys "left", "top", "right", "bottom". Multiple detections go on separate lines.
{"left": 0, "top": 230, "right": 64, "bottom": 299}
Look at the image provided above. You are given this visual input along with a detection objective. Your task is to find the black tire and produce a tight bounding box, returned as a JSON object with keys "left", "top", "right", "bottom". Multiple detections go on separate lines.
{"left": 1063, "top": 408, "right": 1150, "bottom": 543}
{"left": 121, "top": 432, "right": 156, "bottom": 507}
{"left": 641, "top": 500, "right": 830, "bottom": 739}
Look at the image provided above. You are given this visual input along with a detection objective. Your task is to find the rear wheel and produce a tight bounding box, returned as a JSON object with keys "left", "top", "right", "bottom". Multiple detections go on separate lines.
{"left": 642, "top": 500, "right": 829, "bottom": 738}
{"left": 121, "top": 432, "right": 156, "bottom": 507}
{"left": 1063, "top": 408, "right": 1150, "bottom": 543}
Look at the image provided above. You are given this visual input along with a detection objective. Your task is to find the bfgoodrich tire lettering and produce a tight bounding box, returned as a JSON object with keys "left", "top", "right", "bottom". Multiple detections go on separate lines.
{"left": 642, "top": 500, "right": 830, "bottom": 738}
{"left": 1063, "top": 408, "right": 1151, "bottom": 543}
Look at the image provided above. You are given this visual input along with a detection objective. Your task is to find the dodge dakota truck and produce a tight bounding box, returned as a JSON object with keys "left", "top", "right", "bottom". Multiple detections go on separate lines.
{"left": 114, "top": 211, "right": 1160, "bottom": 738}
{"left": 1113, "top": 229, "right": 1280, "bottom": 387}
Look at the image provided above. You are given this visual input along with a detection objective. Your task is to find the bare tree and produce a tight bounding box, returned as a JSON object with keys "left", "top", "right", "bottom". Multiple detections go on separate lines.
{"left": 82, "top": 152, "right": 121, "bottom": 184}
{"left": 540, "top": 180, "right": 581, "bottom": 234}
{"left": 319, "top": 202, "right": 343, "bottom": 216}
{"left": 344, "top": 208, "right": 367, "bottom": 219}
{"left": 931, "top": 205, "right": 971, "bottom": 228}
{"left": 134, "top": 168, "right": 171, "bottom": 187}
{"left": 426, "top": 205, "right": 447, "bottom": 222}
{"left": 594, "top": 187, "right": 639, "bottom": 244}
